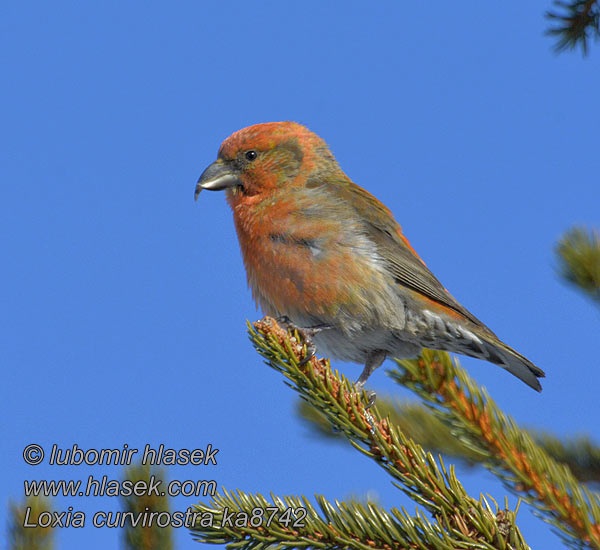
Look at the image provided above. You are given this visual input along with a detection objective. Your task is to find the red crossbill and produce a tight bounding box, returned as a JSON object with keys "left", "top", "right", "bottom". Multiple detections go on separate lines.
{"left": 196, "top": 122, "right": 545, "bottom": 397}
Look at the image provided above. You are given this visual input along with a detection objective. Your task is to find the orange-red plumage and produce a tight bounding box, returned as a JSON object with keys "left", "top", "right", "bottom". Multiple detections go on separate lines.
{"left": 196, "top": 121, "right": 545, "bottom": 394}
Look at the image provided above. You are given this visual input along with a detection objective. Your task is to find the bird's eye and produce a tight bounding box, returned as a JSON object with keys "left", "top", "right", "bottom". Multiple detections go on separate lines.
{"left": 245, "top": 150, "right": 257, "bottom": 161}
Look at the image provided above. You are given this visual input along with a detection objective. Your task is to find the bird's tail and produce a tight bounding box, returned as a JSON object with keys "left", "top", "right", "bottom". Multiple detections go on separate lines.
{"left": 475, "top": 335, "right": 545, "bottom": 392}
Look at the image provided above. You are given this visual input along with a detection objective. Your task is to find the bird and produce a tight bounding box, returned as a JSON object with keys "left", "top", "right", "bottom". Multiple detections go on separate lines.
{"left": 195, "top": 121, "right": 545, "bottom": 399}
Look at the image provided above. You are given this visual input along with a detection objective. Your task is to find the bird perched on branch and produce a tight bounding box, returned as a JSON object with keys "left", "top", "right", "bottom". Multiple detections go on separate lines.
{"left": 195, "top": 122, "right": 544, "bottom": 400}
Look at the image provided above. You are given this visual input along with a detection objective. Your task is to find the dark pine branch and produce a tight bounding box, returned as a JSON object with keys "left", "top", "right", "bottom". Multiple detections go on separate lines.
{"left": 546, "top": 0, "right": 600, "bottom": 54}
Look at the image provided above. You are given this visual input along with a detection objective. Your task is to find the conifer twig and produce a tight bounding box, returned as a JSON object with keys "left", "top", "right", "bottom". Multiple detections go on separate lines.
{"left": 546, "top": 0, "right": 600, "bottom": 54}
{"left": 122, "top": 463, "right": 173, "bottom": 550}
{"left": 389, "top": 350, "right": 600, "bottom": 549}
{"left": 298, "top": 399, "right": 600, "bottom": 484}
{"left": 191, "top": 488, "right": 526, "bottom": 550}
{"left": 8, "top": 496, "right": 54, "bottom": 550}
{"left": 193, "top": 317, "right": 529, "bottom": 550}
{"left": 556, "top": 227, "right": 600, "bottom": 306}
{"left": 535, "top": 434, "right": 600, "bottom": 484}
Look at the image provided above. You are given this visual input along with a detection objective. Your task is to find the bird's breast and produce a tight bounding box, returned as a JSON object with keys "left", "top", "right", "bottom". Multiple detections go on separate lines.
{"left": 229, "top": 197, "right": 405, "bottom": 330}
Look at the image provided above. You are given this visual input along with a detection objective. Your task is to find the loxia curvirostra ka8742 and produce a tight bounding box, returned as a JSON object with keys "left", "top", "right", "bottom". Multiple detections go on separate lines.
{"left": 196, "top": 122, "right": 544, "bottom": 401}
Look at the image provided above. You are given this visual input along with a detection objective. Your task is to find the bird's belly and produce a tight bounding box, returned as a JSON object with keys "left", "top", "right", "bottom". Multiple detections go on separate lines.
{"left": 311, "top": 327, "right": 421, "bottom": 365}
{"left": 276, "top": 303, "right": 474, "bottom": 366}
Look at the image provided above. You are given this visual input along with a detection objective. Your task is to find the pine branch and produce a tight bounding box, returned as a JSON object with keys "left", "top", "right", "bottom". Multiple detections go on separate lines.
{"left": 198, "top": 317, "right": 529, "bottom": 550}
{"left": 122, "top": 463, "right": 174, "bottom": 550}
{"left": 297, "top": 399, "right": 600, "bottom": 484}
{"left": 546, "top": 0, "right": 600, "bottom": 54}
{"left": 8, "top": 496, "right": 54, "bottom": 550}
{"left": 535, "top": 433, "right": 600, "bottom": 484}
{"left": 296, "top": 398, "right": 486, "bottom": 465}
{"left": 556, "top": 227, "right": 600, "bottom": 306}
{"left": 389, "top": 350, "right": 600, "bottom": 549}
{"left": 191, "top": 488, "right": 526, "bottom": 550}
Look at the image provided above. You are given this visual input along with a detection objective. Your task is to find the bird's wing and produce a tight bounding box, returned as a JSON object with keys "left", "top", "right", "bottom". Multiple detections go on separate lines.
{"left": 320, "top": 178, "right": 489, "bottom": 329}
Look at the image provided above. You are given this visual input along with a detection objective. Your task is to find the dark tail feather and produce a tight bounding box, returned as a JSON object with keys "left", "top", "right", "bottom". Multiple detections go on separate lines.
{"left": 482, "top": 339, "right": 545, "bottom": 392}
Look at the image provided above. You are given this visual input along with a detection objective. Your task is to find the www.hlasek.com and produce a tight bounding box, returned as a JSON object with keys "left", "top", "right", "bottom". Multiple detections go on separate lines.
{"left": 20, "top": 443, "right": 311, "bottom": 529}
{"left": 24, "top": 474, "right": 217, "bottom": 498}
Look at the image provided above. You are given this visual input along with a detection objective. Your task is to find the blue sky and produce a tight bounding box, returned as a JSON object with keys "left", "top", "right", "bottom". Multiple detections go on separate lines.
{"left": 2, "top": 1, "right": 599, "bottom": 548}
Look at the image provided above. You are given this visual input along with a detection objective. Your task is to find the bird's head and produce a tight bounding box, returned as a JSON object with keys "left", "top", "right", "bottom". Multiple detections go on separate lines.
{"left": 195, "top": 122, "right": 339, "bottom": 202}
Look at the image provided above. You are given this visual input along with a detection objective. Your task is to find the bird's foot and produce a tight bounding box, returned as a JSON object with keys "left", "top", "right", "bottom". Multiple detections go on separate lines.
{"left": 275, "top": 316, "right": 332, "bottom": 337}
{"left": 298, "top": 341, "right": 317, "bottom": 367}
{"left": 353, "top": 383, "right": 377, "bottom": 435}
{"left": 353, "top": 350, "right": 386, "bottom": 408}
{"left": 275, "top": 315, "right": 294, "bottom": 329}
{"left": 354, "top": 382, "right": 377, "bottom": 408}
{"left": 274, "top": 316, "right": 333, "bottom": 366}
{"left": 364, "top": 389, "right": 377, "bottom": 409}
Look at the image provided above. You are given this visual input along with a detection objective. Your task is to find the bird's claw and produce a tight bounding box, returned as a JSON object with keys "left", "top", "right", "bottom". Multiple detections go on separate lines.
{"left": 275, "top": 315, "right": 293, "bottom": 328}
{"left": 364, "top": 389, "right": 377, "bottom": 409}
{"left": 274, "top": 316, "right": 332, "bottom": 365}
{"left": 298, "top": 340, "right": 317, "bottom": 366}
{"left": 353, "top": 385, "right": 377, "bottom": 434}
{"left": 353, "top": 382, "right": 377, "bottom": 408}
